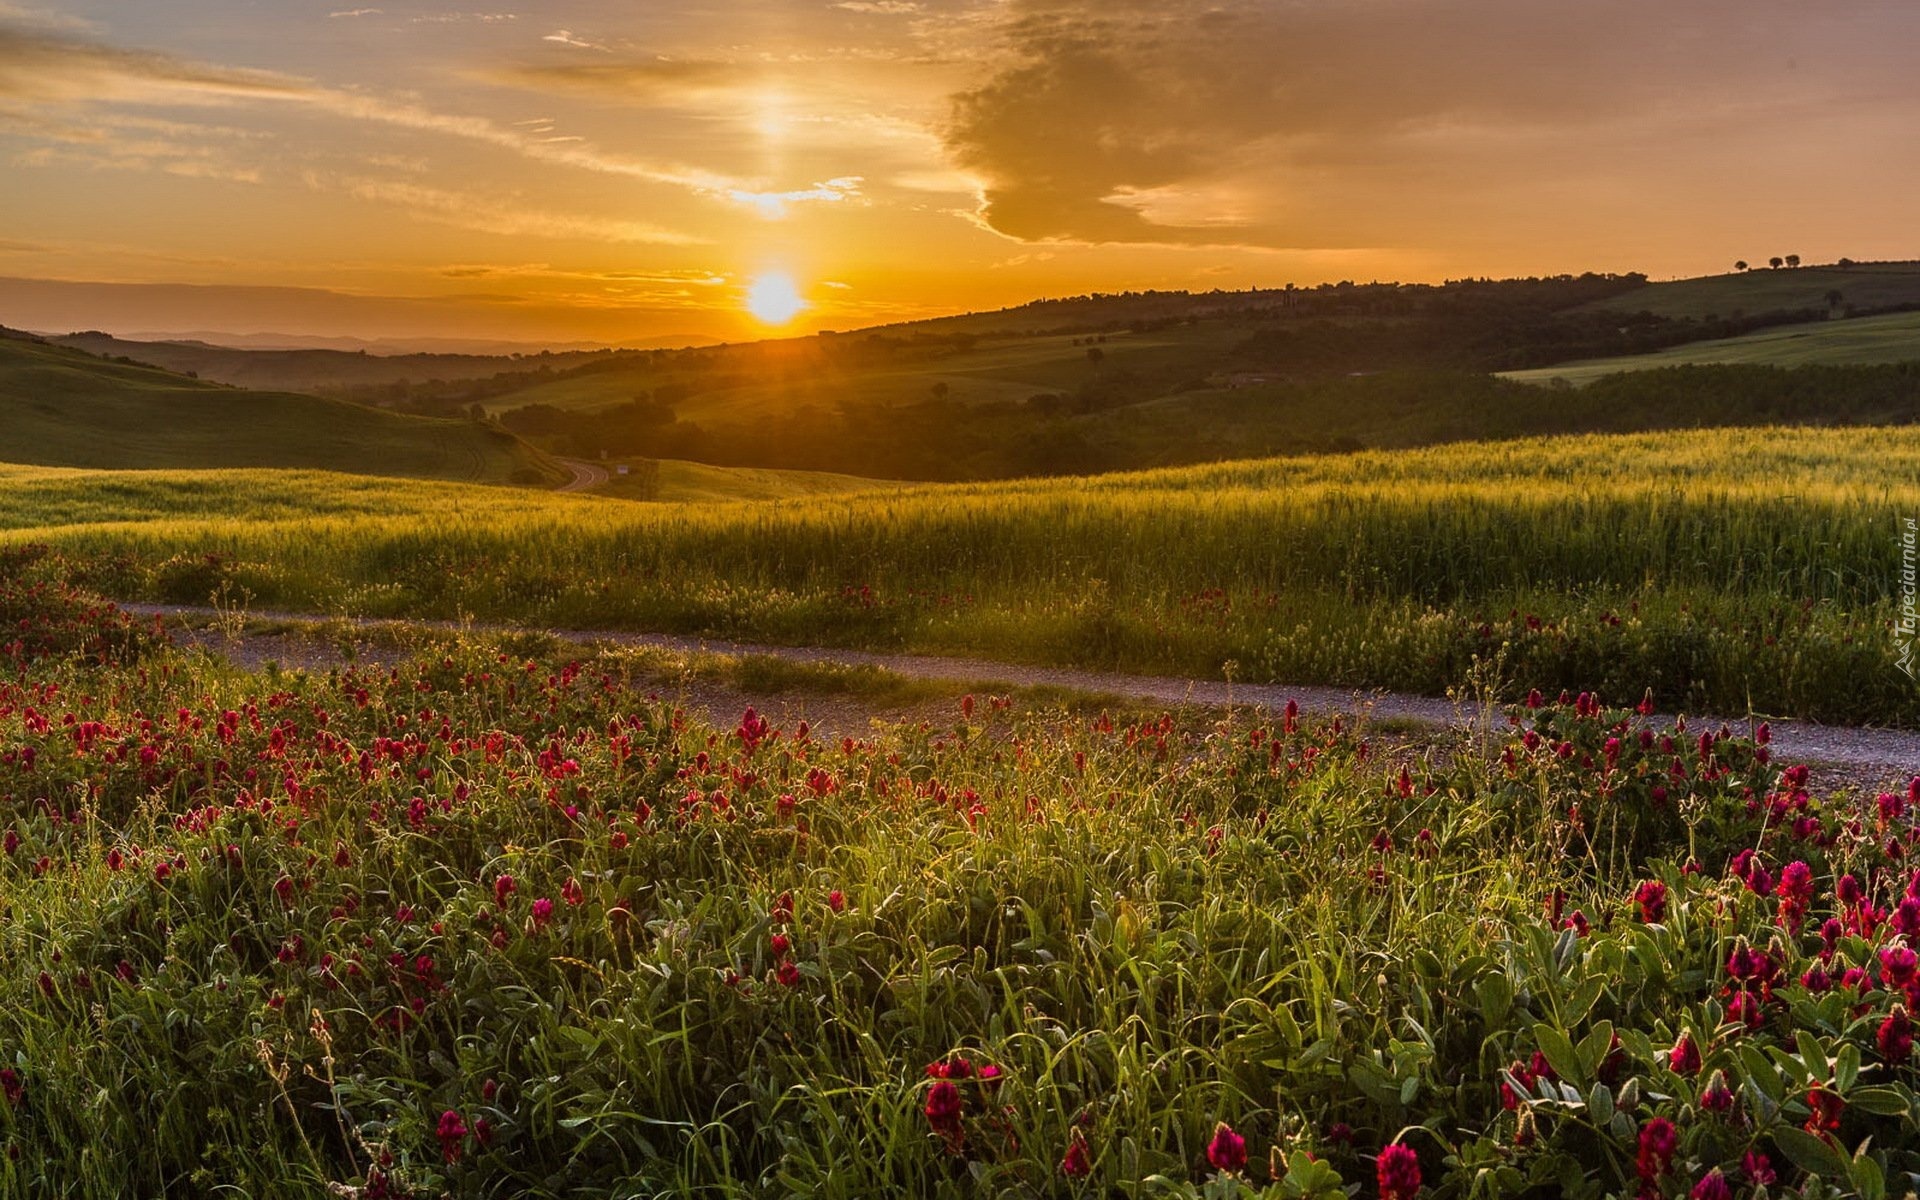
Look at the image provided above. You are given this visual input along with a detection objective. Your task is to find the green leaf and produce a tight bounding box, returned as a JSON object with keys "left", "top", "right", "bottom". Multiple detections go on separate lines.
{"left": 1796, "top": 1030, "right": 1831, "bottom": 1080}
{"left": 1566, "top": 977, "right": 1605, "bottom": 1026}
{"left": 1577, "top": 1020, "right": 1614, "bottom": 1076}
{"left": 1533, "top": 1023, "right": 1583, "bottom": 1085}
{"left": 1835, "top": 1043, "right": 1861, "bottom": 1093}
{"left": 1845, "top": 1086, "right": 1909, "bottom": 1117}
{"left": 1851, "top": 1150, "right": 1886, "bottom": 1200}
{"left": 1476, "top": 972, "right": 1513, "bottom": 1027}
{"left": 1772, "top": 1128, "right": 1849, "bottom": 1180}
{"left": 1740, "top": 1043, "right": 1785, "bottom": 1104}
{"left": 1588, "top": 1082, "right": 1614, "bottom": 1126}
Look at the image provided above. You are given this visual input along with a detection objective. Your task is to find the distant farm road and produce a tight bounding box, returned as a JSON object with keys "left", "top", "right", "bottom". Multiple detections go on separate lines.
{"left": 556, "top": 458, "right": 609, "bottom": 492}
{"left": 119, "top": 602, "right": 1920, "bottom": 780}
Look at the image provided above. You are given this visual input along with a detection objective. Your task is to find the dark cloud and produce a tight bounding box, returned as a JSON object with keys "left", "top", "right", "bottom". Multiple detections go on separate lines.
{"left": 944, "top": 0, "right": 1920, "bottom": 246}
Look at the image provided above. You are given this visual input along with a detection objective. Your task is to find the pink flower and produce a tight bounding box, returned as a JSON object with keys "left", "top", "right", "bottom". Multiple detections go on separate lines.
{"left": 1377, "top": 1143, "right": 1422, "bottom": 1200}
{"left": 531, "top": 897, "right": 553, "bottom": 927}
{"left": 493, "top": 874, "right": 516, "bottom": 906}
{"left": 1690, "top": 1168, "right": 1732, "bottom": 1200}
{"left": 1206, "top": 1122, "right": 1247, "bottom": 1173}
{"left": 1700, "top": 1070, "right": 1735, "bottom": 1114}
{"left": 1636, "top": 1118, "right": 1677, "bottom": 1196}
{"left": 1060, "top": 1134, "right": 1091, "bottom": 1178}
{"left": 924, "top": 1081, "right": 963, "bottom": 1143}
{"left": 1635, "top": 880, "right": 1669, "bottom": 924}
{"left": 436, "top": 1109, "right": 468, "bottom": 1163}
{"left": 1668, "top": 1031, "right": 1700, "bottom": 1075}
{"left": 1879, "top": 1006, "right": 1914, "bottom": 1063}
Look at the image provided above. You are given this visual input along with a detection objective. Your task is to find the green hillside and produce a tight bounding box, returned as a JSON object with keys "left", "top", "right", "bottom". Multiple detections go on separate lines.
{"left": 600, "top": 457, "right": 896, "bottom": 502}
{"left": 48, "top": 330, "right": 615, "bottom": 394}
{"left": 0, "top": 329, "right": 562, "bottom": 484}
{"left": 1586, "top": 260, "right": 1920, "bottom": 319}
{"left": 1503, "top": 309, "right": 1920, "bottom": 385}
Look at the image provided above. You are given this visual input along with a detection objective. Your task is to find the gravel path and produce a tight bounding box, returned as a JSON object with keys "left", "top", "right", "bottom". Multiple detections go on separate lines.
{"left": 121, "top": 602, "right": 1920, "bottom": 778}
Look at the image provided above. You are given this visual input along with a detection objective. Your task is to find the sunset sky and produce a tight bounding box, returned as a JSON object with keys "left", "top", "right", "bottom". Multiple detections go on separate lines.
{"left": 2, "top": 0, "right": 1916, "bottom": 346}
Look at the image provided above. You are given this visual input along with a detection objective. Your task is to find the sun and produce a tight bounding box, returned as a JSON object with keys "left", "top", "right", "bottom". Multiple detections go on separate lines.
{"left": 745, "top": 272, "right": 807, "bottom": 325}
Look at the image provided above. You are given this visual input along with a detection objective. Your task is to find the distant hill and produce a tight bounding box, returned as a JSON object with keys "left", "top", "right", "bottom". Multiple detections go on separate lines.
{"left": 0, "top": 327, "right": 562, "bottom": 484}
{"left": 1503, "top": 309, "right": 1920, "bottom": 386}
{"left": 1585, "top": 260, "right": 1920, "bottom": 320}
{"left": 45, "top": 330, "right": 637, "bottom": 394}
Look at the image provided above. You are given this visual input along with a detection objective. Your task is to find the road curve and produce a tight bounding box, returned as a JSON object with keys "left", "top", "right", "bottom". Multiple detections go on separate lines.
{"left": 118, "top": 602, "right": 1920, "bottom": 777}
{"left": 556, "top": 458, "right": 610, "bottom": 493}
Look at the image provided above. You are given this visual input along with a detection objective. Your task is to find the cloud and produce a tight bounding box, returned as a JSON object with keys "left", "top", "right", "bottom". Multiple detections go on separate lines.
{"left": 328, "top": 8, "right": 382, "bottom": 18}
{"left": 833, "top": 2, "right": 921, "bottom": 13}
{"left": 943, "top": 0, "right": 1920, "bottom": 246}
{"left": 728, "top": 176, "right": 864, "bottom": 218}
{"left": 318, "top": 174, "right": 705, "bottom": 245}
{"left": 541, "top": 29, "right": 607, "bottom": 51}
{"left": 0, "top": 18, "right": 747, "bottom": 198}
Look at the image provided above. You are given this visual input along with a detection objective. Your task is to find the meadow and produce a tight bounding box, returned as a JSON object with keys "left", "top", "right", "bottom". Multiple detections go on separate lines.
{"left": 2, "top": 551, "right": 1917, "bottom": 1197}
{"left": 1502, "top": 312, "right": 1920, "bottom": 387}
{"left": 3, "top": 424, "right": 1916, "bottom": 725}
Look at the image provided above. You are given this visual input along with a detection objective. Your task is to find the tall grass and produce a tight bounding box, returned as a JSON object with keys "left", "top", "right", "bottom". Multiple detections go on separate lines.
{"left": 3, "top": 425, "right": 1916, "bottom": 722}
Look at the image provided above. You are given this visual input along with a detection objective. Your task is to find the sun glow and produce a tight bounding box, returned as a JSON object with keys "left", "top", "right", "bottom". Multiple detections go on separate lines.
{"left": 744, "top": 272, "right": 807, "bottom": 324}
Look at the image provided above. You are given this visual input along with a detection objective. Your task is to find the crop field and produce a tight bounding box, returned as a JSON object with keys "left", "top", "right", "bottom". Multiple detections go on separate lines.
{"left": 1504, "top": 312, "right": 1920, "bottom": 387}
{"left": 2, "top": 425, "right": 1915, "bottom": 726}
{"left": 2, "top": 551, "right": 1918, "bottom": 1197}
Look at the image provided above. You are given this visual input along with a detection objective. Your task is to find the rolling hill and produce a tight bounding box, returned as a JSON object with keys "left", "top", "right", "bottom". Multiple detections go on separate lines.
{"left": 45, "top": 329, "right": 622, "bottom": 394}
{"left": 1502, "top": 308, "right": 1920, "bottom": 385}
{"left": 0, "top": 328, "right": 561, "bottom": 484}
{"left": 1585, "top": 259, "right": 1920, "bottom": 319}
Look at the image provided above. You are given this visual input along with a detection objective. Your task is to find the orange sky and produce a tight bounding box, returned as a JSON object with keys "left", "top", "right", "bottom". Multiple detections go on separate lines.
{"left": 2, "top": 0, "right": 1917, "bottom": 346}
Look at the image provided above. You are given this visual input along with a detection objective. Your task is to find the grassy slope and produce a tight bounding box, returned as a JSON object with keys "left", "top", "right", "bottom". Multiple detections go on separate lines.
{"left": 602, "top": 458, "right": 894, "bottom": 503}
{"left": 0, "top": 333, "right": 562, "bottom": 484}
{"left": 48, "top": 331, "right": 612, "bottom": 393}
{"left": 1586, "top": 260, "right": 1920, "bottom": 318}
{"left": 3, "top": 424, "right": 1915, "bottom": 723}
{"left": 1501, "top": 309, "right": 1920, "bottom": 385}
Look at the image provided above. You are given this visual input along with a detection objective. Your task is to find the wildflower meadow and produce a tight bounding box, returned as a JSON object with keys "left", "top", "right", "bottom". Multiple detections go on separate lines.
{"left": 2, "top": 551, "right": 1918, "bottom": 1197}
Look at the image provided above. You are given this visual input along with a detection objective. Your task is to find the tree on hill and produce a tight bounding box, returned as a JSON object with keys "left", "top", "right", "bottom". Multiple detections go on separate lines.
{"left": 1786, "top": 254, "right": 1801, "bottom": 268}
{"left": 1734, "top": 260, "right": 1749, "bottom": 272}
{"left": 1769, "top": 257, "right": 1785, "bottom": 270}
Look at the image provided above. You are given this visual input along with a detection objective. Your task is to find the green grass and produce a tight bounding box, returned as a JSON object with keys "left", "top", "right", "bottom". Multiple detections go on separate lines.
{"left": 1502, "top": 310, "right": 1920, "bottom": 386}
{"left": 0, "top": 332, "right": 561, "bottom": 484}
{"left": 1, "top": 569, "right": 1914, "bottom": 1197}
{"left": 1586, "top": 261, "right": 1920, "bottom": 320}
{"left": 601, "top": 458, "right": 895, "bottom": 503}
{"left": 2, "top": 424, "right": 1916, "bottom": 725}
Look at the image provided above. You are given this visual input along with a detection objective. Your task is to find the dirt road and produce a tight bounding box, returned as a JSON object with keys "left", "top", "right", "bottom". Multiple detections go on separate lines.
{"left": 120, "top": 602, "right": 1920, "bottom": 778}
